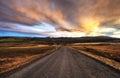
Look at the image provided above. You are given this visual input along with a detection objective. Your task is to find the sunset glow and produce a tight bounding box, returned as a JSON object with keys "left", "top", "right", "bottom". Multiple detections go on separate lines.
{"left": 0, "top": 0, "right": 120, "bottom": 38}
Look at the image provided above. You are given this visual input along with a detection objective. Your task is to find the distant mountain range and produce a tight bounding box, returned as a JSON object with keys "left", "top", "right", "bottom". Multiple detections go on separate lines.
{"left": 0, "top": 36, "right": 120, "bottom": 44}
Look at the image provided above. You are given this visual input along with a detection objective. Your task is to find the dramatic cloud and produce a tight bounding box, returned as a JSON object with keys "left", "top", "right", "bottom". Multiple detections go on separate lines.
{"left": 0, "top": 0, "right": 120, "bottom": 37}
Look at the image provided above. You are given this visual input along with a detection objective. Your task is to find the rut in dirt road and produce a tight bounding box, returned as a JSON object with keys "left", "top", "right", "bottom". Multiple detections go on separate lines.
{"left": 1, "top": 46, "right": 120, "bottom": 78}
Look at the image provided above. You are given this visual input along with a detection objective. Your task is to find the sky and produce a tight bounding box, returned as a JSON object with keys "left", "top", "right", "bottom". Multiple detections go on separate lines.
{"left": 0, "top": 0, "right": 120, "bottom": 38}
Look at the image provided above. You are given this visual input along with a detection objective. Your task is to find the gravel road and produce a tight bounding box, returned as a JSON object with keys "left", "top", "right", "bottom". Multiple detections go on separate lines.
{"left": 1, "top": 46, "right": 120, "bottom": 78}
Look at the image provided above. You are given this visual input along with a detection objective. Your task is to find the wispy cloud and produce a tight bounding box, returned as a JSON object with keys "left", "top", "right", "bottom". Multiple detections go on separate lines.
{"left": 0, "top": 0, "right": 120, "bottom": 37}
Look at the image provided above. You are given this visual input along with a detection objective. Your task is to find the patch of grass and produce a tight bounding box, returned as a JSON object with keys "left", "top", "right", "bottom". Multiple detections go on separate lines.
{"left": 0, "top": 45, "right": 56, "bottom": 74}
{"left": 84, "top": 47, "right": 120, "bottom": 62}
{"left": 0, "top": 47, "right": 53, "bottom": 58}
{"left": 72, "top": 44, "right": 120, "bottom": 62}
{"left": 0, "top": 41, "right": 47, "bottom": 47}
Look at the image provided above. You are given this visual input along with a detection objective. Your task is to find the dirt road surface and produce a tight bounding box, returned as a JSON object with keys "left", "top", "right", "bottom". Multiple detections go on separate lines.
{"left": 1, "top": 46, "right": 120, "bottom": 78}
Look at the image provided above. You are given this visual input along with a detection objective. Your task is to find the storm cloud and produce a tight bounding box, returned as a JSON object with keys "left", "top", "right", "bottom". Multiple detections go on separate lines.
{"left": 0, "top": 0, "right": 120, "bottom": 37}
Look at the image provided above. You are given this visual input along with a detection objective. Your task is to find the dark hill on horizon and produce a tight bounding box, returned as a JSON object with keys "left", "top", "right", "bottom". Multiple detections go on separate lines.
{"left": 0, "top": 36, "right": 120, "bottom": 44}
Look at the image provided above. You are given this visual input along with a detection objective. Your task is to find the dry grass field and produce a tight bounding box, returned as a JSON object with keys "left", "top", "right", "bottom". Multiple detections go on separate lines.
{"left": 0, "top": 41, "right": 46, "bottom": 47}
{"left": 0, "top": 42, "right": 56, "bottom": 74}
{"left": 72, "top": 44, "right": 120, "bottom": 62}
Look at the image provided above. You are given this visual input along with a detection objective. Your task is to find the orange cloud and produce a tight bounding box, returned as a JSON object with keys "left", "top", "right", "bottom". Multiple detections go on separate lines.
{"left": 0, "top": 0, "right": 120, "bottom": 37}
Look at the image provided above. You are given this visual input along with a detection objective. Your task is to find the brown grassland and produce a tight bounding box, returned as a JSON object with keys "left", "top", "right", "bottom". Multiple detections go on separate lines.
{"left": 72, "top": 44, "right": 120, "bottom": 62}
{"left": 0, "top": 42, "right": 56, "bottom": 74}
